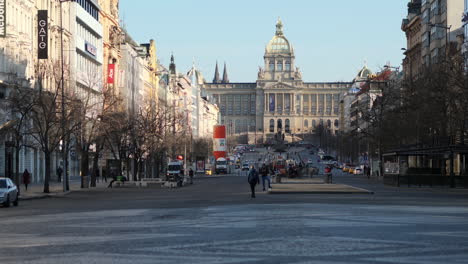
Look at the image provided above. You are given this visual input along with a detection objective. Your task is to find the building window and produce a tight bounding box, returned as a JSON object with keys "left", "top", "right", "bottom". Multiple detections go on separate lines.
{"left": 250, "top": 95, "right": 256, "bottom": 114}
{"left": 334, "top": 119, "right": 339, "bottom": 127}
{"left": 310, "top": 94, "right": 317, "bottom": 115}
{"left": 269, "top": 119, "right": 275, "bottom": 132}
{"left": 333, "top": 94, "right": 340, "bottom": 114}
{"left": 277, "top": 60, "right": 283, "bottom": 71}
{"left": 284, "top": 94, "right": 290, "bottom": 113}
{"left": 269, "top": 60, "right": 275, "bottom": 71}
{"left": 327, "top": 120, "right": 332, "bottom": 127}
{"left": 285, "top": 119, "right": 290, "bottom": 133}
{"left": 277, "top": 119, "right": 283, "bottom": 132}
{"left": 304, "top": 120, "right": 309, "bottom": 128}
{"left": 318, "top": 94, "right": 324, "bottom": 114}
{"left": 303, "top": 94, "right": 309, "bottom": 114}
{"left": 422, "top": 9, "right": 429, "bottom": 23}
{"left": 312, "top": 120, "right": 316, "bottom": 128}
{"left": 285, "top": 61, "right": 291, "bottom": 71}
{"left": 326, "top": 94, "right": 332, "bottom": 115}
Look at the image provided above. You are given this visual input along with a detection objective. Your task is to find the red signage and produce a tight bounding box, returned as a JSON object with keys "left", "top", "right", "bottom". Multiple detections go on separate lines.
{"left": 107, "top": 64, "right": 115, "bottom": 84}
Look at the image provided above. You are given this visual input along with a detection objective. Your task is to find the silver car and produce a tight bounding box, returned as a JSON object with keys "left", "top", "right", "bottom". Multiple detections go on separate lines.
{"left": 0, "top": 178, "right": 19, "bottom": 207}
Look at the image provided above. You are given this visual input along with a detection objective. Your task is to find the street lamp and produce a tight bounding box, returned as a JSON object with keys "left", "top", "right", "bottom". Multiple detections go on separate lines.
{"left": 59, "top": 0, "right": 73, "bottom": 191}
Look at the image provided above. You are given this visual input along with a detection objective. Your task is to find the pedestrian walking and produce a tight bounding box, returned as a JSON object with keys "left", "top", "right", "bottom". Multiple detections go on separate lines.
{"left": 260, "top": 164, "right": 271, "bottom": 191}
{"left": 189, "top": 168, "right": 194, "bottom": 184}
{"left": 247, "top": 166, "right": 260, "bottom": 198}
{"left": 95, "top": 168, "right": 100, "bottom": 183}
{"left": 22, "top": 169, "right": 31, "bottom": 191}
{"left": 56, "top": 167, "right": 63, "bottom": 182}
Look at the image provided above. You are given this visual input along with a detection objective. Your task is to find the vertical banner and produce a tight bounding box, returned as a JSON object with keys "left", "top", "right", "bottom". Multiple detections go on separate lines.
{"left": 107, "top": 64, "right": 115, "bottom": 84}
{"left": 213, "top": 125, "right": 226, "bottom": 160}
{"left": 269, "top": 94, "right": 275, "bottom": 112}
{"left": 0, "top": 0, "right": 5, "bottom": 38}
{"left": 38, "top": 10, "right": 48, "bottom": 59}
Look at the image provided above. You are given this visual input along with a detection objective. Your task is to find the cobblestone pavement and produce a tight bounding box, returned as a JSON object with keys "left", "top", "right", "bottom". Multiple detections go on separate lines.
{"left": 1, "top": 147, "right": 467, "bottom": 263}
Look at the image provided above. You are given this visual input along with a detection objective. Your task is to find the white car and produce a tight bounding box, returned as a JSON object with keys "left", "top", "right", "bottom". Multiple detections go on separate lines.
{"left": 0, "top": 178, "right": 19, "bottom": 207}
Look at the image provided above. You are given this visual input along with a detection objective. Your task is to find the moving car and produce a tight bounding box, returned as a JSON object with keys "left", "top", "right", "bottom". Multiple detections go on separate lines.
{"left": 241, "top": 163, "right": 250, "bottom": 171}
{"left": 0, "top": 178, "right": 19, "bottom": 207}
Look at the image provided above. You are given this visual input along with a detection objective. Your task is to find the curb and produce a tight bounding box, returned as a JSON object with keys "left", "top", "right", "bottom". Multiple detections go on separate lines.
{"left": 19, "top": 191, "right": 72, "bottom": 201}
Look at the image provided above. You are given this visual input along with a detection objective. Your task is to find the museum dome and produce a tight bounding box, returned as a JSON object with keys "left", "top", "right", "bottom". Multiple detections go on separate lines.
{"left": 266, "top": 18, "right": 293, "bottom": 54}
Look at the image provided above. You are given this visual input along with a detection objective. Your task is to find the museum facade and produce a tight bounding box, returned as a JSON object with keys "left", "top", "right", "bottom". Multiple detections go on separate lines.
{"left": 203, "top": 19, "right": 351, "bottom": 138}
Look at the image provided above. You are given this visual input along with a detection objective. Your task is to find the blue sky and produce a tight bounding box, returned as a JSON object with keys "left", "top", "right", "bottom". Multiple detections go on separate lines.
{"left": 120, "top": 0, "right": 408, "bottom": 82}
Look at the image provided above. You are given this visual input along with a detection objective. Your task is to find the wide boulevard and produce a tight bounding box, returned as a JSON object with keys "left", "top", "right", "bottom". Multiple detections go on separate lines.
{"left": 1, "top": 148, "right": 468, "bottom": 264}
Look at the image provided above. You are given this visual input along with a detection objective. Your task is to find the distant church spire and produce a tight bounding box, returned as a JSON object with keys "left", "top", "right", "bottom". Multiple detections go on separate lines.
{"left": 213, "top": 61, "right": 221, "bottom": 83}
{"left": 222, "top": 62, "right": 229, "bottom": 84}
{"left": 169, "top": 53, "right": 176, "bottom": 75}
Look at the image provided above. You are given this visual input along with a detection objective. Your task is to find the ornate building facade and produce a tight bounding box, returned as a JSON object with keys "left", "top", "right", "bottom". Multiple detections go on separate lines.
{"left": 203, "top": 19, "right": 351, "bottom": 139}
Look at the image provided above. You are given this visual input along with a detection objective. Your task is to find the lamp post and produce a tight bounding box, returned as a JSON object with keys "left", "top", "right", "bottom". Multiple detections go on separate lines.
{"left": 59, "top": 0, "right": 72, "bottom": 192}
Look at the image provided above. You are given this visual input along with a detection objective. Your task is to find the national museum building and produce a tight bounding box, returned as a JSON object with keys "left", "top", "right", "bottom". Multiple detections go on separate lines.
{"left": 203, "top": 19, "right": 351, "bottom": 139}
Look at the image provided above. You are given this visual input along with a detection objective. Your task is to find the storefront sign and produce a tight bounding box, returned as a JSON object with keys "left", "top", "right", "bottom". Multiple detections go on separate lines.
{"left": 107, "top": 64, "right": 115, "bottom": 84}
{"left": 85, "top": 42, "right": 97, "bottom": 57}
{"left": 38, "top": 10, "right": 48, "bottom": 59}
{"left": 0, "top": 0, "right": 6, "bottom": 38}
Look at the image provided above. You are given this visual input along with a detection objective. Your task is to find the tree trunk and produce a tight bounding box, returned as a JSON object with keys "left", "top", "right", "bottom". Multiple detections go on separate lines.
{"left": 64, "top": 141, "right": 70, "bottom": 191}
{"left": 90, "top": 150, "right": 99, "bottom": 187}
{"left": 44, "top": 151, "right": 51, "bottom": 193}
{"left": 80, "top": 148, "right": 89, "bottom": 188}
{"left": 133, "top": 158, "right": 138, "bottom": 181}
{"left": 15, "top": 144, "right": 21, "bottom": 192}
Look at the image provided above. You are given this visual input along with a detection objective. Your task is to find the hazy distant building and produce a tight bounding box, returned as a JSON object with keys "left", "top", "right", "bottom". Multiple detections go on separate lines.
{"left": 203, "top": 19, "right": 351, "bottom": 139}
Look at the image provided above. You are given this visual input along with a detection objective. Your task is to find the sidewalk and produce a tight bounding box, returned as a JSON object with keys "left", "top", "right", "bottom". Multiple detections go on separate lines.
{"left": 269, "top": 176, "right": 373, "bottom": 194}
{"left": 19, "top": 177, "right": 109, "bottom": 200}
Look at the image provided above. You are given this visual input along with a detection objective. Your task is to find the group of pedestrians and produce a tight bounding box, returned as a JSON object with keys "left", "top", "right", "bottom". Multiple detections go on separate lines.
{"left": 247, "top": 164, "right": 273, "bottom": 198}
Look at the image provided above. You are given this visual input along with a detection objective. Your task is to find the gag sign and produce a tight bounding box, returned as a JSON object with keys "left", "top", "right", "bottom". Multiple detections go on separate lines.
{"left": 38, "top": 10, "right": 48, "bottom": 59}
{"left": 0, "top": 0, "right": 6, "bottom": 38}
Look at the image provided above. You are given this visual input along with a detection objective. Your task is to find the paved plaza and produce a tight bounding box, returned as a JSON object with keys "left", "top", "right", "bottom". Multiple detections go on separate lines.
{"left": 1, "top": 148, "right": 468, "bottom": 263}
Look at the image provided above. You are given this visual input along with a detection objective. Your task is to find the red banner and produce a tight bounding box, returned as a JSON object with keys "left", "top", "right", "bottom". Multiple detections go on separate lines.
{"left": 107, "top": 64, "right": 115, "bottom": 84}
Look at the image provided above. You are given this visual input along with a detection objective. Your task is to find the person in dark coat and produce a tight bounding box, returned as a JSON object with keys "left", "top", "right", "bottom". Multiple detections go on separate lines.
{"left": 247, "top": 166, "right": 260, "bottom": 198}
{"left": 23, "top": 169, "right": 31, "bottom": 191}
{"left": 56, "top": 167, "right": 63, "bottom": 182}
{"left": 189, "top": 168, "right": 194, "bottom": 184}
{"left": 260, "top": 164, "right": 271, "bottom": 191}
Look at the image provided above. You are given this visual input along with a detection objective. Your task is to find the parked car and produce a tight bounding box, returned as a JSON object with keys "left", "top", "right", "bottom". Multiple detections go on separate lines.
{"left": 0, "top": 178, "right": 19, "bottom": 207}
{"left": 242, "top": 163, "right": 250, "bottom": 171}
{"left": 354, "top": 167, "right": 363, "bottom": 175}
{"left": 348, "top": 166, "right": 356, "bottom": 174}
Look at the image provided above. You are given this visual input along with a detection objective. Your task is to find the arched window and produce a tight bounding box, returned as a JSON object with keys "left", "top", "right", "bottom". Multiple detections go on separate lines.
{"left": 285, "top": 61, "right": 291, "bottom": 71}
{"left": 312, "top": 120, "right": 316, "bottom": 128}
{"left": 277, "top": 60, "right": 283, "bottom": 71}
{"left": 269, "top": 119, "right": 275, "bottom": 132}
{"left": 327, "top": 120, "right": 331, "bottom": 127}
{"left": 304, "top": 120, "right": 309, "bottom": 127}
{"left": 277, "top": 119, "right": 283, "bottom": 132}
{"left": 334, "top": 120, "right": 339, "bottom": 127}
{"left": 269, "top": 60, "right": 275, "bottom": 71}
{"left": 319, "top": 119, "right": 324, "bottom": 126}
{"left": 285, "top": 119, "right": 290, "bottom": 133}
{"left": 242, "top": 119, "right": 248, "bottom": 133}
{"left": 250, "top": 119, "right": 256, "bottom": 132}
